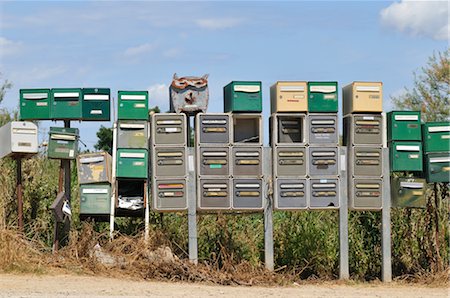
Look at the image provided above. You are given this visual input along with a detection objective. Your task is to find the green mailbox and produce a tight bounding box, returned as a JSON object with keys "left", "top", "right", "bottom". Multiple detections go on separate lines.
{"left": 422, "top": 122, "right": 450, "bottom": 153}
{"left": 391, "top": 177, "right": 426, "bottom": 208}
{"left": 387, "top": 111, "right": 421, "bottom": 141}
{"left": 389, "top": 141, "right": 423, "bottom": 172}
{"left": 48, "top": 127, "right": 79, "bottom": 159}
{"left": 118, "top": 91, "right": 149, "bottom": 120}
{"left": 51, "top": 88, "right": 82, "bottom": 120}
{"left": 224, "top": 81, "right": 262, "bottom": 113}
{"left": 80, "top": 183, "right": 111, "bottom": 216}
{"left": 82, "top": 88, "right": 110, "bottom": 121}
{"left": 307, "top": 81, "right": 338, "bottom": 112}
{"left": 424, "top": 152, "right": 450, "bottom": 183}
{"left": 20, "top": 89, "right": 51, "bottom": 120}
{"left": 116, "top": 148, "right": 148, "bottom": 179}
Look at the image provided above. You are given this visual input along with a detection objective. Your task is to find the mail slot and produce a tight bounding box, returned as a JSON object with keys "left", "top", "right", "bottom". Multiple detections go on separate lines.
{"left": 82, "top": 88, "right": 110, "bottom": 121}
{"left": 343, "top": 114, "right": 383, "bottom": 146}
{"left": 274, "top": 146, "right": 307, "bottom": 177}
{"left": 424, "top": 153, "right": 450, "bottom": 183}
{"left": 116, "top": 179, "right": 145, "bottom": 213}
{"left": 342, "top": 81, "right": 383, "bottom": 115}
{"left": 308, "top": 147, "right": 338, "bottom": 176}
{"left": 391, "top": 177, "right": 426, "bottom": 208}
{"left": 48, "top": 127, "right": 79, "bottom": 160}
{"left": 117, "top": 121, "right": 148, "bottom": 149}
{"left": 116, "top": 149, "right": 148, "bottom": 179}
{"left": 270, "top": 81, "right": 308, "bottom": 113}
{"left": 198, "top": 179, "right": 231, "bottom": 210}
{"left": 275, "top": 114, "right": 307, "bottom": 145}
{"left": 80, "top": 184, "right": 111, "bottom": 216}
{"left": 0, "top": 121, "right": 38, "bottom": 159}
{"left": 274, "top": 179, "right": 308, "bottom": 210}
{"left": 309, "top": 178, "right": 339, "bottom": 209}
{"left": 307, "top": 81, "right": 338, "bottom": 113}
{"left": 389, "top": 141, "right": 423, "bottom": 172}
{"left": 151, "top": 113, "right": 186, "bottom": 145}
{"left": 20, "top": 89, "right": 51, "bottom": 120}
{"left": 308, "top": 113, "right": 338, "bottom": 145}
{"left": 387, "top": 111, "right": 421, "bottom": 142}
{"left": 233, "top": 114, "right": 262, "bottom": 145}
{"left": 153, "top": 178, "right": 187, "bottom": 211}
{"left": 77, "top": 152, "right": 112, "bottom": 184}
{"left": 349, "top": 178, "right": 382, "bottom": 210}
{"left": 153, "top": 147, "right": 187, "bottom": 177}
{"left": 232, "top": 147, "right": 262, "bottom": 177}
{"left": 422, "top": 122, "right": 450, "bottom": 153}
{"left": 169, "top": 74, "right": 209, "bottom": 114}
{"left": 350, "top": 147, "right": 382, "bottom": 177}
{"left": 224, "top": 81, "right": 262, "bottom": 113}
{"left": 51, "top": 88, "right": 82, "bottom": 120}
{"left": 117, "top": 90, "right": 148, "bottom": 120}
{"left": 196, "top": 113, "right": 230, "bottom": 144}
{"left": 198, "top": 147, "right": 230, "bottom": 176}
{"left": 232, "top": 179, "right": 263, "bottom": 211}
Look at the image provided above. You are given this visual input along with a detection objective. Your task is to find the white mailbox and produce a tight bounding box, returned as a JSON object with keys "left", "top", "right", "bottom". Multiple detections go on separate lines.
{"left": 0, "top": 121, "right": 38, "bottom": 159}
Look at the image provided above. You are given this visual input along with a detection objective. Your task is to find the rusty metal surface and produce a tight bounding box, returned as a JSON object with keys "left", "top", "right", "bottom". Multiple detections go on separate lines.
{"left": 170, "top": 73, "right": 209, "bottom": 114}
{"left": 77, "top": 151, "right": 112, "bottom": 184}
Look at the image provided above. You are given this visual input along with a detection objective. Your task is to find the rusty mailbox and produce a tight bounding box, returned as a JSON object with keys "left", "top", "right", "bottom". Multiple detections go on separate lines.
{"left": 170, "top": 74, "right": 209, "bottom": 114}
{"left": 77, "top": 152, "right": 112, "bottom": 184}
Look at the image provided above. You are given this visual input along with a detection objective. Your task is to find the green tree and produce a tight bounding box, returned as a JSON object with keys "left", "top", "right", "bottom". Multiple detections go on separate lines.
{"left": 0, "top": 73, "right": 14, "bottom": 126}
{"left": 94, "top": 126, "right": 113, "bottom": 154}
{"left": 0, "top": 72, "right": 12, "bottom": 105}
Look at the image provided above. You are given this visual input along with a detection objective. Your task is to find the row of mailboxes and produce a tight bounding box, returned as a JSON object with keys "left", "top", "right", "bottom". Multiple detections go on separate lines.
{"left": 342, "top": 82, "right": 383, "bottom": 115}
{"left": 48, "top": 127, "right": 79, "bottom": 160}
{"left": 389, "top": 142, "right": 423, "bottom": 172}
{"left": 0, "top": 121, "right": 39, "bottom": 159}
{"left": 117, "top": 91, "right": 148, "bottom": 120}
{"left": 77, "top": 152, "right": 112, "bottom": 184}
{"left": 343, "top": 114, "right": 383, "bottom": 146}
{"left": 391, "top": 177, "right": 426, "bottom": 208}
{"left": 20, "top": 88, "right": 111, "bottom": 121}
{"left": 422, "top": 122, "right": 450, "bottom": 153}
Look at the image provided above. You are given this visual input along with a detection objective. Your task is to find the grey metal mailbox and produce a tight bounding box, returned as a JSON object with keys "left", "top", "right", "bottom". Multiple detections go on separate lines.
{"left": 343, "top": 114, "right": 383, "bottom": 146}
{"left": 232, "top": 178, "right": 263, "bottom": 211}
{"left": 274, "top": 178, "right": 308, "bottom": 210}
{"left": 308, "top": 113, "right": 338, "bottom": 145}
{"left": 117, "top": 121, "right": 148, "bottom": 149}
{"left": 196, "top": 113, "right": 230, "bottom": 144}
{"left": 153, "top": 179, "right": 187, "bottom": 211}
{"left": 198, "top": 178, "right": 231, "bottom": 210}
{"left": 0, "top": 121, "right": 38, "bottom": 159}
{"left": 274, "top": 146, "right": 307, "bottom": 177}
{"left": 349, "top": 178, "right": 382, "bottom": 210}
{"left": 309, "top": 178, "right": 339, "bottom": 209}
{"left": 350, "top": 147, "right": 383, "bottom": 177}
{"left": 152, "top": 147, "right": 187, "bottom": 177}
{"left": 232, "top": 114, "right": 262, "bottom": 145}
{"left": 232, "top": 147, "right": 262, "bottom": 177}
{"left": 198, "top": 147, "right": 230, "bottom": 176}
{"left": 308, "top": 147, "right": 339, "bottom": 176}
{"left": 274, "top": 114, "right": 307, "bottom": 145}
{"left": 151, "top": 113, "right": 186, "bottom": 146}
{"left": 77, "top": 152, "right": 112, "bottom": 184}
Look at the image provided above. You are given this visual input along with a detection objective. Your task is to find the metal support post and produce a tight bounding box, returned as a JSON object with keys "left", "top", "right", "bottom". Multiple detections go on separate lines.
{"left": 263, "top": 147, "right": 274, "bottom": 271}
{"left": 187, "top": 126, "right": 198, "bottom": 264}
{"left": 16, "top": 157, "right": 24, "bottom": 232}
{"left": 339, "top": 146, "right": 349, "bottom": 279}
{"left": 110, "top": 122, "right": 117, "bottom": 239}
{"left": 381, "top": 147, "right": 392, "bottom": 282}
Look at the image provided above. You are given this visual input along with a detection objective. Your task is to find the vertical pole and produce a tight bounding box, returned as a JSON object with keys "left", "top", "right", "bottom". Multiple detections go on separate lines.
{"left": 16, "top": 157, "right": 24, "bottom": 232}
{"left": 339, "top": 146, "right": 349, "bottom": 279}
{"left": 187, "top": 118, "right": 198, "bottom": 264}
{"left": 144, "top": 181, "right": 149, "bottom": 242}
{"left": 53, "top": 160, "right": 64, "bottom": 253}
{"left": 263, "top": 147, "right": 274, "bottom": 271}
{"left": 110, "top": 122, "right": 117, "bottom": 239}
{"left": 381, "top": 147, "right": 392, "bottom": 282}
{"left": 62, "top": 120, "right": 71, "bottom": 245}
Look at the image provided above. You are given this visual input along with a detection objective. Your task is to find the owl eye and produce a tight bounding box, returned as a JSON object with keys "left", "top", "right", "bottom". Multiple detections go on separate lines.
{"left": 172, "top": 79, "right": 188, "bottom": 89}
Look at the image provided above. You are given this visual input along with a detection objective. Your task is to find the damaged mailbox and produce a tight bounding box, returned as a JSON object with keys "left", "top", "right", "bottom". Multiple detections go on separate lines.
{"left": 170, "top": 74, "right": 209, "bottom": 114}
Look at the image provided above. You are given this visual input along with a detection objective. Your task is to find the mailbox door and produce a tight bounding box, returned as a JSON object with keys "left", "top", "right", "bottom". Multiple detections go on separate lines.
{"left": 80, "top": 184, "right": 111, "bottom": 215}
{"left": 343, "top": 82, "right": 382, "bottom": 115}
{"left": 232, "top": 147, "right": 262, "bottom": 176}
{"left": 307, "top": 82, "right": 338, "bottom": 112}
{"left": 153, "top": 179, "right": 187, "bottom": 211}
{"left": 425, "top": 153, "right": 450, "bottom": 183}
{"left": 198, "top": 179, "right": 231, "bottom": 210}
{"left": 224, "top": 81, "right": 262, "bottom": 112}
{"left": 20, "top": 89, "right": 51, "bottom": 120}
{"left": 308, "top": 114, "right": 338, "bottom": 145}
{"left": 422, "top": 122, "right": 450, "bottom": 153}
{"left": 270, "top": 81, "right": 308, "bottom": 113}
{"left": 274, "top": 179, "right": 308, "bottom": 210}
{"left": 77, "top": 153, "right": 111, "bottom": 184}
{"left": 309, "top": 178, "right": 339, "bottom": 209}
{"left": 153, "top": 147, "right": 187, "bottom": 177}
{"left": 274, "top": 147, "right": 307, "bottom": 177}
{"left": 391, "top": 177, "right": 426, "bottom": 208}
{"left": 344, "top": 114, "right": 382, "bottom": 146}
{"left": 11, "top": 122, "right": 38, "bottom": 154}
{"left": 233, "top": 114, "right": 262, "bottom": 145}
{"left": 48, "top": 128, "right": 79, "bottom": 159}
{"left": 350, "top": 178, "right": 382, "bottom": 210}
{"left": 117, "top": 91, "right": 148, "bottom": 120}
{"left": 390, "top": 142, "right": 423, "bottom": 172}
{"left": 308, "top": 147, "right": 338, "bottom": 176}
{"left": 116, "top": 149, "right": 148, "bottom": 179}
{"left": 117, "top": 121, "right": 148, "bottom": 149}
{"left": 199, "top": 147, "right": 229, "bottom": 176}
{"left": 82, "top": 88, "right": 110, "bottom": 121}
{"left": 197, "top": 113, "right": 230, "bottom": 144}
{"left": 352, "top": 147, "right": 382, "bottom": 177}
{"left": 387, "top": 111, "right": 421, "bottom": 142}
{"left": 232, "top": 179, "right": 263, "bottom": 210}
{"left": 51, "top": 88, "right": 82, "bottom": 120}
{"left": 152, "top": 114, "right": 186, "bottom": 145}
{"left": 276, "top": 114, "right": 306, "bottom": 144}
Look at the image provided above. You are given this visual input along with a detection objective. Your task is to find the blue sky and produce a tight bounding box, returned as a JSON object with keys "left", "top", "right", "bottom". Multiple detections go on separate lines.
{"left": 0, "top": 1, "right": 448, "bottom": 148}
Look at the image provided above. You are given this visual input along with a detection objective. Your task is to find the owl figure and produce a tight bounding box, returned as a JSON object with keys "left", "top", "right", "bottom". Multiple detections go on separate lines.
{"left": 169, "top": 73, "right": 209, "bottom": 114}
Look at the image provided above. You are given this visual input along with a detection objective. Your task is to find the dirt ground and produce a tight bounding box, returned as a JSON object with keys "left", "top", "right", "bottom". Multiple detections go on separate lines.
{"left": 0, "top": 274, "right": 448, "bottom": 298}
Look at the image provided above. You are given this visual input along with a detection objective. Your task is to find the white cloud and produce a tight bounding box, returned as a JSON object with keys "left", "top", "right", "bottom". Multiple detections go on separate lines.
{"left": 195, "top": 17, "right": 244, "bottom": 30}
{"left": 0, "top": 37, "right": 24, "bottom": 57}
{"left": 380, "top": 0, "right": 449, "bottom": 40}
{"left": 123, "top": 43, "right": 158, "bottom": 57}
{"left": 163, "top": 48, "right": 182, "bottom": 58}
{"left": 148, "top": 83, "right": 170, "bottom": 111}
